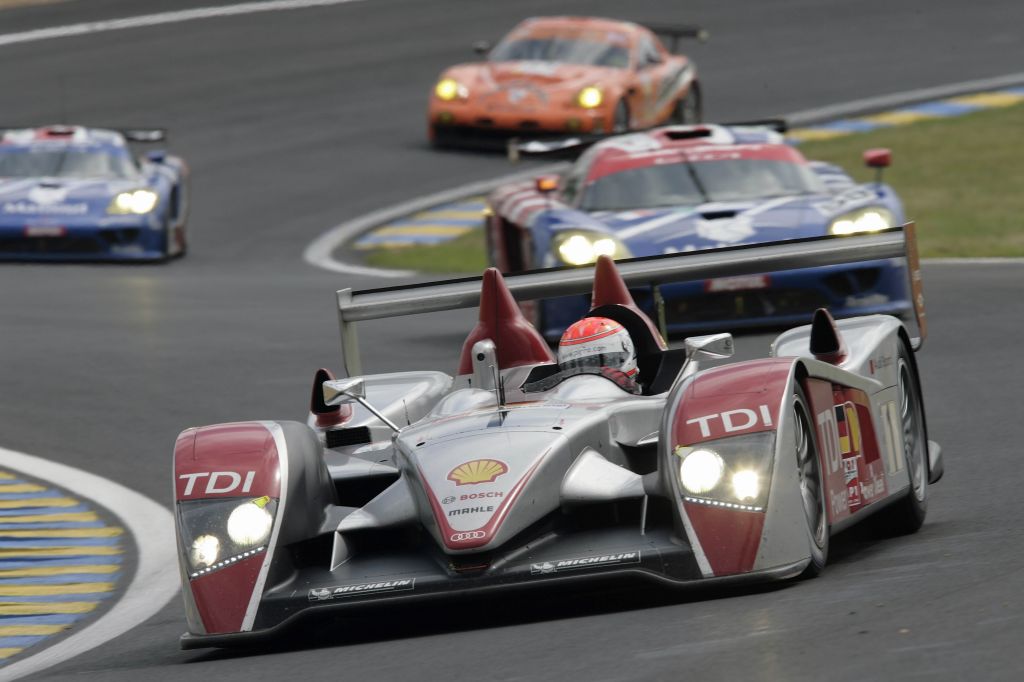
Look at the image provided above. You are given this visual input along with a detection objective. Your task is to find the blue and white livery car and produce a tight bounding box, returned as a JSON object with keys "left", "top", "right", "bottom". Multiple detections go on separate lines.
{"left": 0, "top": 125, "right": 189, "bottom": 261}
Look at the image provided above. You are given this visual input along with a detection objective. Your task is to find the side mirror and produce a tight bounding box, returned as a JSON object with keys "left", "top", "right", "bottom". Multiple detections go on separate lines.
{"left": 323, "top": 377, "right": 366, "bottom": 406}
{"left": 684, "top": 333, "right": 734, "bottom": 360}
{"left": 473, "top": 40, "right": 491, "bottom": 56}
{"left": 863, "top": 148, "right": 891, "bottom": 168}
{"left": 145, "top": 149, "right": 167, "bottom": 164}
{"left": 535, "top": 174, "right": 559, "bottom": 194}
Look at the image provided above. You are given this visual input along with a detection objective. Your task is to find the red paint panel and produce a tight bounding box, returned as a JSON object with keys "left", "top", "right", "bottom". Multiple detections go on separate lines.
{"left": 174, "top": 422, "right": 280, "bottom": 500}
{"left": 190, "top": 552, "right": 265, "bottom": 634}
{"left": 685, "top": 503, "right": 765, "bottom": 575}
{"left": 672, "top": 359, "right": 794, "bottom": 446}
{"left": 457, "top": 268, "right": 554, "bottom": 375}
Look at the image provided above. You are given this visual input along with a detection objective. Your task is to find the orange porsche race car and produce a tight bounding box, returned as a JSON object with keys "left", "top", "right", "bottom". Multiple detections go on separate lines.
{"left": 428, "top": 16, "right": 706, "bottom": 148}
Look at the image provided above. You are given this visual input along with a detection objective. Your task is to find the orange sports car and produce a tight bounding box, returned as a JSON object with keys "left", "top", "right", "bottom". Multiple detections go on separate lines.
{"left": 428, "top": 16, "right": 706, "bottom": 147}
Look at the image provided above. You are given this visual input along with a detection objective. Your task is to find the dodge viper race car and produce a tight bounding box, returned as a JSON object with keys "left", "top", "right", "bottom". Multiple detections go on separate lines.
{"left": 488, "top": 123, "right": 911, "bottom": 339}
{"left": 428, "top": 16, "right": 705, "bottom": 147}
{"left": 0, "top": 125, "right": 189, "bottom": 261}
{"left": 173, "top": 227, "right": 941, "bottom": 648}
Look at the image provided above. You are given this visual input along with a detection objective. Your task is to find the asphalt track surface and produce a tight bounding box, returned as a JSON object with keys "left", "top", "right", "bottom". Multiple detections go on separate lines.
{"left": 1, "top": 0, "right": 1023, "bottom": 679}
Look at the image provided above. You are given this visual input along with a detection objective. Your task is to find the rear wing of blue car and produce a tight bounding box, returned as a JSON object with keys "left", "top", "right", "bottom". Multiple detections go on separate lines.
{"left": 335, "top": 225, "right": 927, "bottom": 375}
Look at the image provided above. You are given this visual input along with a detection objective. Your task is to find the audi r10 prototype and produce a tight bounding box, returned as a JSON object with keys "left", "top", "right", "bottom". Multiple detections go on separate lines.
{"left": 428, "top": 17, "right": 705, "bottom": 147}
{"left": 488, "top": 124, "right": 910, "bottom": 339}
{"left": 173, "top": 228, "right": 941, "bottom": 649}
{"left": 0, "top": 125, "right": 189, "bottom": 261}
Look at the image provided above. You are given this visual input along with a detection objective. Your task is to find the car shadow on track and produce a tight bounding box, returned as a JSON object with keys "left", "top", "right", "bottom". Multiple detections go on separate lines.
{"left": 183, "top": 525, "right": 920, "bottom": 663}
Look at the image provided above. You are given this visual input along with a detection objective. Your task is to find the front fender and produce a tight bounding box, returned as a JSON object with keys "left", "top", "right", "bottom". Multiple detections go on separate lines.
{"left": 661, "top": 358, "right": 812, "bottom": 577}
{"left": 173, "top": 420, "right": 334, "bottom": 636}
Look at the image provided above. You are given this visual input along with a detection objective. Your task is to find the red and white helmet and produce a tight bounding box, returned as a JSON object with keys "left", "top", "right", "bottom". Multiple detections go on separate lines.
{"left": 557, "top": 317, "right": 637, "bottom": 378}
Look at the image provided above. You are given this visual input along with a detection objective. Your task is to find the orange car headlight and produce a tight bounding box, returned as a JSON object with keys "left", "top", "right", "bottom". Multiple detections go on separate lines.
{"left": 435, "top": 78, "right": 468, "bottom": 101}
{"left": 576, "top": 86, "right": 603, "bottom": 109}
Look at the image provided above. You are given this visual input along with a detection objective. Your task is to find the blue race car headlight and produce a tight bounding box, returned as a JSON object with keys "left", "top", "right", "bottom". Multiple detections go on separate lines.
{"left": 177, "top": 496, "right": 278, "bottom": 577}
{"left": 553, "top": 230, "right": 631, "bottom": 265}
{"left": 107, "top": 189, "right": 158, "bottom": 215}
{"left": 829, "top": 206, "right": 894, "bottom": 236}
{"left": 675, "top": 432, "right": 775, "bottom": 511}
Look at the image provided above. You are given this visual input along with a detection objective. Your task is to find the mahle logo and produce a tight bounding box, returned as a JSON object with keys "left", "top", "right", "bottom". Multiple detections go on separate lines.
{"left": 447, "top": 459, "right": 508, "bottom": 486}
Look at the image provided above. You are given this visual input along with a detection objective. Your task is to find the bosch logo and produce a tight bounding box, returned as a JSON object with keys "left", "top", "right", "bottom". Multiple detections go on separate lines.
{"left": 450, "top": 531, "right": 486, "bottom": 542}
{"left": 441, "top": 496, "right": 456, "bottom": 505}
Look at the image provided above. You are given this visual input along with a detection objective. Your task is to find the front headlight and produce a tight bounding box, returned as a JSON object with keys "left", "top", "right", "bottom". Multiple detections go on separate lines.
{"left": 577, "top": 86, "right": 603, "bottom": 109}
{"left": 675, "top": 432, "right": 775, "bottom": 511}
{"left": 829, "top": 207, "right": 894, "bottom": 236}
{"left": 553, "top": 231, "right": 630, "bottom": 265}
{"left": 107, "top": 189, "right": 158, "bottom": 215}
{"left": 435, "top": 78, "right": 468, "bottom": 101}
{"left": 177, "top": 496, "right": 278, "bottom": 577}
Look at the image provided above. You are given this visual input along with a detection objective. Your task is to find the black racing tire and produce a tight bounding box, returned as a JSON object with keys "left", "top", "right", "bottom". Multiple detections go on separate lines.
{"left": 672, "top": 81, "right": 703, "bottom": 124}
{"left": 872, "top": 339, "right": 928, "bottom": 535}
{"left": 794, "top": 384, "right": 829, "bottom": 578}
{"left": 611, "top": 100, "right": 630, "bottom": 134}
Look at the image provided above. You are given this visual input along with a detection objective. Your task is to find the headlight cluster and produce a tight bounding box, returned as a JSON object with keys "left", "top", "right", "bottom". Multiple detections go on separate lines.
{"left": 107, "top": 189, "right": 158, "bottom": 215}
{"left": 177, "top": 496, "right": 278, "bottom": 578}
{"left": 675, "top": 432, "right": 775, "bottom": 512}
{"left": 576, "top": 86, "right": 603, "bottom": 109}
{"left": 435, "top": 78, "right": 468, "bottom": 101}
{"left": 553, "top": 230, "right": 630, "bottom": 265}
{"left": 828, "top": 207, "right": 893, "bottom": 236}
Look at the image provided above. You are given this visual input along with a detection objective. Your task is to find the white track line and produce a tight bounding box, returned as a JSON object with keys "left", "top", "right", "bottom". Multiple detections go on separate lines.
{"left": 0, "top": 447, "right": 177, "bottom": 682}
{"left": 0, "top": 0, "right": 366, "bottom": 48}
{"left": 303, "top": 163, "right": 568, "bottom": 278}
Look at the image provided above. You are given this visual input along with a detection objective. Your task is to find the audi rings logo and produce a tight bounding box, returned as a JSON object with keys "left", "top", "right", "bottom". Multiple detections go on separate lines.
{"left": 450, "top": 530, "right": 486, "bottom": 542}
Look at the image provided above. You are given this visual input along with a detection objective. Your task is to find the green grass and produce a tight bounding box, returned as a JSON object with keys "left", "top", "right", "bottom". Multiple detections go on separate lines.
{"left": 363, "top": 227, "right": 488, "bottom": 273}
{"left": 361, "top": 102, "right": 1024, "bottom": 271}
{"left": 799, "top": 103, "right": 1024, "bottom": 257}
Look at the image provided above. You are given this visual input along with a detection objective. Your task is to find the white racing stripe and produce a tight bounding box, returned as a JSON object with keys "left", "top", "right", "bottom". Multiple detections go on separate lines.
{"left": 0, "top": 447, "right": 177, "bottom": 682}
{"left": 0, "top": 0, "right": 367, "bottom": 48}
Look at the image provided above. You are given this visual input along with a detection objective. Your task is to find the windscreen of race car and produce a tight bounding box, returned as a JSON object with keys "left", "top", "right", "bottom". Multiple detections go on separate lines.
{"left": 579, "top": 157, "right": 827, "bottom": 211}
{"left": 0, "top": 148, "right": 140, "bottom": 180}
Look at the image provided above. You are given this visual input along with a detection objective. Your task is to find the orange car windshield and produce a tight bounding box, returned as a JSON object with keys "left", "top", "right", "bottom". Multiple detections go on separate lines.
{"left": 489, "top": 37, "right": 630, "bottom": 69}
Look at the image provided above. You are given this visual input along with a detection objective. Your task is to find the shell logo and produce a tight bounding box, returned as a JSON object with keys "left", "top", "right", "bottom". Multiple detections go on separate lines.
{"left": 447, "top": 459, "right": 508, "bottom": 486}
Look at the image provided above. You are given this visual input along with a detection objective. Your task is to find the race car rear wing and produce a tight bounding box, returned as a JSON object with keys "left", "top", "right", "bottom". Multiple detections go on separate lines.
{"left": 336, "top": 225, "right": 926, "bottom": 375}
{"left": 643, "top": 23, "right": 710, "bottom": 52}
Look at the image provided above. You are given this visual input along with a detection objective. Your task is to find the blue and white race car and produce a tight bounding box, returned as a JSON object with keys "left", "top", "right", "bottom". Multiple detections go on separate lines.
{"left": 0, "top": 125, "right": 189, "bottom": 261}
{"left": 487, "top": 124, "right": 911, "bottom": 338}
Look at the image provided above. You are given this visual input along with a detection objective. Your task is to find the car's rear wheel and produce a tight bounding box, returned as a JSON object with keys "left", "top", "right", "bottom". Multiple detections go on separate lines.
{"left": 872, "top": 340, "right": 928, "bottom": 535}
{"left": 672, "top": 82, "right": 702, "bottom": 124}
{"left": 611, "top": 100, "right": 630, "bottom": 134}
{"left": 795, "top": 386, "right": 829, "bottom": 577}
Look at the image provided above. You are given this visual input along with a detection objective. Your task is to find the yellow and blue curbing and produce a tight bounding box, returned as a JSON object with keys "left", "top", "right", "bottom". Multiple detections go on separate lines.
{"left": 353, "top": 86, "right": 1024, "bottom": 252}
{"left": 0, "top": 468, "right": 123, "bottom": 665}
{"left": 353, "top": 198, "right": 487, "bottom": 250}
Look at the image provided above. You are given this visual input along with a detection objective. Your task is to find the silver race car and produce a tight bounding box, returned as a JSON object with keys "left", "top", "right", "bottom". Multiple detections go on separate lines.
{"left": 173, "top": 225, "right": 942, "bottom": 648}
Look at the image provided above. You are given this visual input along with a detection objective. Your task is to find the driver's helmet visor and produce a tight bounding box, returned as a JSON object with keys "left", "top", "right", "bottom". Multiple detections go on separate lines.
{"left": 560, "top": 351, "right": 631, "bottom": 371}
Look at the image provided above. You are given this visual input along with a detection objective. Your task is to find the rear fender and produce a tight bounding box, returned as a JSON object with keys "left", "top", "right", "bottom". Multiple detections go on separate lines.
{"left": 662, "top": 358, "right": 811, "bottom": 577}
{"left": 173, "top": 421, "right": 334, "bottom": 635}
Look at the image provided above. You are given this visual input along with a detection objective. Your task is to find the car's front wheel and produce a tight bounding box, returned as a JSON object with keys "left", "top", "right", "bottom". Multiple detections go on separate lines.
{"left": 611, "top": 100, "right": 630, "bottom": 134}
{"left": 672, "top": 82, "right": 702, "bottom": 124}
{"left": 794, "top": 386, "right": 829, "bottom": 577}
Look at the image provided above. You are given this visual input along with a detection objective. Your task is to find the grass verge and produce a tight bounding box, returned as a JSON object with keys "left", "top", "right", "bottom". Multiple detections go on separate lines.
{"left": 362, "top": 102, "right": 1024, "bottom": 271}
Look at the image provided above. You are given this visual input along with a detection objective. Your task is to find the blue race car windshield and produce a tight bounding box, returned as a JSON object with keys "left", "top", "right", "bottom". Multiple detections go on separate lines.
{"left": 579, "top": 159, "right": 827, "bottom": 211}
{"left": 490, "top": 38, "right": 630, "bottom": 69}
{"left": 0, "top": 148, "right": 139, "bottom": 180}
